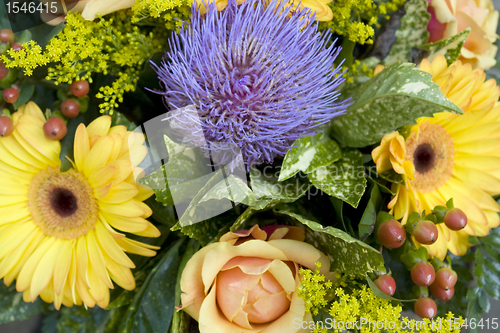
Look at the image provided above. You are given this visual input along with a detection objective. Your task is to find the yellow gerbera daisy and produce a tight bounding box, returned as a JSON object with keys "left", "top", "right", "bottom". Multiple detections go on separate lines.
{"left": 372, "top": 55, "right": 500, "bottom": 260}
{"left": 0, "top": 102, "right": 160, "bottom": 309}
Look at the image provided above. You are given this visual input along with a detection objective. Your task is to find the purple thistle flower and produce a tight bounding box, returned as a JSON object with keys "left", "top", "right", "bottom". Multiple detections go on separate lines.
{"left": 154, "top": 0, "right": 349, "bottom": 166}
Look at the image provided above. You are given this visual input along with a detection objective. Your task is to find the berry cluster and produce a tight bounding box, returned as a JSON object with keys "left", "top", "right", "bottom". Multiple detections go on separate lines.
{"left": 374, "top": 200, "right": 466, "bottom": 319}
{"left": 0, "top": 29, "right": 90, "bottom": 141}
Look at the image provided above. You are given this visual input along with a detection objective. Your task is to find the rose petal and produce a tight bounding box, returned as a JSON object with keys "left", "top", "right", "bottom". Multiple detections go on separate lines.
{"left": 221, "top": 257, "right": 272, "bottom": 275}
{"left": 266, "top": 239, "right": 331, "bottom": 273}
{"left": 180, "top": 243, "right": 219, "bottom": 321}
{"left": 201, "top": 241, "right": 288, "bottom": 294}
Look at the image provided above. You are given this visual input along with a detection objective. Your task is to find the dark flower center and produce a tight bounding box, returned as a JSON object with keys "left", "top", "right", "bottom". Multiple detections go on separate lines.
{"left": 413, "top": 143, "right": 435, "bottom": 174}
{"left": 50, "top": 188, "right": 78, "bottom": 217}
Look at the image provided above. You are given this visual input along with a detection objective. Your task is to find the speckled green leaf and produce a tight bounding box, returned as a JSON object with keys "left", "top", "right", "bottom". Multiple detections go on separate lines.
{"left": 199, "top": 174, "right": 256, "bottom": 206}
{"left": 139, "top": 135, "right": 212, "bottom": 206}
{"left": 331, "top": 62, "right": 463, "bottom": 147}
{"left": 120, "top": 239, "right": 184, "bottom": 333}
{"left": 250, "top": 167, "right": 310, "bottom": 205}
{"left": 309, "top": 149, "right": 367, "bottom": 208}
{"left": 55, "top": 306, "right": 119, "bottom": 333}
{"left": 0, "top": 283, "right": 46, "bottom": 324}
{"left": 273, "top": 205, "right": 384, "bottom": 275}
{"left": 279, "top": 132, "right": 342, "bottom": 181}
{"left": 420, "top": 28, "right": 470, "bottom": 65}
{"left": 174, "top": 169, "right": 236, "bottom": 228}
{"left": 383, "top": 0, "right": 430, "bottom": 65}
{"left": 173, "top": 209, "right": 239, "bottom": 246}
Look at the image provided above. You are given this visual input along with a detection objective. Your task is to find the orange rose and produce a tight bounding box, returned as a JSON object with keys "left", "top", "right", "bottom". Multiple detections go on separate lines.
{"left": 427, "top": 0, "right": 499, "bottom": 69}
{"left": 179, "top": 225, "right": 331, "bottom": 332}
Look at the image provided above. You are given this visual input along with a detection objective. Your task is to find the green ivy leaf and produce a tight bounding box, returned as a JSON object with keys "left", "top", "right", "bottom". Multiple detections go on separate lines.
{"left": 358, "top": 184, "right": 382, "bottom": 241}
{"left": 309, "top": 149, "right": 367, "bottom": 208}
{"left": 383, "top": 0, "right": 430, "bottom": 65}
{"left": 140, "top": 135, "right": 212, "bottom": 206}
{"left": 273, "top": 205, "right": 384, "bottom": 275}
{"left": 278, "top": 132, "right": 342, "bottom": 181}
{"left": 0, "top": 283, "right": 47, "bottom": 325}
{"left": 249, "top": 167, "right": 310, "bottom": 205}
{"left": 55, "top": 306, "right": 113, "bottom": 333}
{"left": 120, "top": 239, "right": 184, "bottom": 333}
{"left": 420, "top": 29, "right": 470, "bottom": 65}
{"left": 331, "top": 62, "right": 463, "bottom": 147}
{"left": 198, "top": 174, "right": 256, "bottom": 206}
{"left": 12, "top": 80, "right": 35, "bottom": 110}
{"left": 172, "top": 209, "right": 239, "bottom": 246}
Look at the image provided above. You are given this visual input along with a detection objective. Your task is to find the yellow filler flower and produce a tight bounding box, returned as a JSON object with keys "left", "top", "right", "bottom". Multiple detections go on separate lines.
{"left": 0, "top": 102, "right": 159, "bottom": 309}
{"left": 372, "top": 55, "right": 500, "bottom": 260}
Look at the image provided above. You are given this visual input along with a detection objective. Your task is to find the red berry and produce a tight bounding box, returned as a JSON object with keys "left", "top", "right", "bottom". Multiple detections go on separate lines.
{"left": 10, "top": 43, "right": 23, "bottom": 52}
{"left": 0, "top": 29, "right": 14, "bottom": 44}
{"left": 430, "top": 283, "right": 455, "bottom": 302}
{"left": 0, "top": 116, "right": 14, "bottom": 137}
{"left": 3, "top": 88, "right": 19, "bottom": 104}
{"left": 413, "top": 220, "right": 439, "bottom": 245}
{"left": 374, "top": 275, "right": 396, "bottom": 296}
{"left": 444, "top": 208, "right": 467, "bottom": 230}
{"left": 0, "top": 62, "right": 8, "bottom": 81}
{"left": 377, "top": 219, "right": 406, "bottom": 249}
{"left": 61, "top": 99, "right": 80, "bottom": 118}
{"left": 435, "top": 267, "right": 457, "bottom": 290}
{"left": 414, "top": 297, "right": 437, "bottom": 318}
{"left": 411, "top": 262, "right": 436, "bottom": 287}
{"left": 70, "top": 80, "right": 89, "bottom": 97}
{"left": 43, "top": 117, "right": 67, "bottom": 141}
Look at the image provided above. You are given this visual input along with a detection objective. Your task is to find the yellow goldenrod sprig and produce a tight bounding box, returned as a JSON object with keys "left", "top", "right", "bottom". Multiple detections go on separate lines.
{"left": 319, "top": 0, "right": 406, "bottom": 45}
{"left": 132, "top": 0, "right": 191, "bottom": 30}
{"left": 299, "top": 268, "right": 464, "bottom": 333}
{"left": 298, "top": 263, "right": 333, "bottom": 315}
{"left": 2, "top": 11, "right": 172, "bottom": 114}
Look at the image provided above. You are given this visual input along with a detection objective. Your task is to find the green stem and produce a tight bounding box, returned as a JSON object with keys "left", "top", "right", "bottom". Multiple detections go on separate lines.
{"left": 337, "top": 39, "right": 356, "bottom": 68}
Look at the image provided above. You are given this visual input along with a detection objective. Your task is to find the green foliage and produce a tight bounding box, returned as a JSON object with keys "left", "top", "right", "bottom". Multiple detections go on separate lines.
{"left": 0, "top": 283, "right": 48, "bottom": 325}
{"left": 466, "top": 227, "right": 500, "bottom": 332}
{"left": 249, "top": 167, "right": 310, "bottom": 206}
{"left": 420, "top": 29, "right": 470, "bottom": 66}
{"left": 309, "top": 149, "right": 367, "bottom": 208}
{"left": 172, "top": 209, "right": 239, "bottom": 246}
{"left": 273, "top": 204, "right": 385, "bottom": 275}
{"left": 383, "top": 0, "right": 430, "bottom": 65}
{"left": 279, "top": 132, "right": 342, "bottom": 181}
{"left": 358, "top": 183, "right": 382, "bottom": 241}
{"left": 331, "top": 62, "right": 463, "bottom": 147}
{"left": 120, "top": 239, "right": 184, "bottom": 333}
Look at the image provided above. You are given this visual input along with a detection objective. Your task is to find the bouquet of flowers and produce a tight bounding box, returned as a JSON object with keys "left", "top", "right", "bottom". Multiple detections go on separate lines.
{"left": 0, "top": 0, "right": 499, "bottom": 332}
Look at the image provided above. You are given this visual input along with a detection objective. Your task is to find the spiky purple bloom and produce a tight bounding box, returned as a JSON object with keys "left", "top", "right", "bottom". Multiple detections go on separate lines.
{"left": 155, "top": 0, "right": 349, "bottom": 166}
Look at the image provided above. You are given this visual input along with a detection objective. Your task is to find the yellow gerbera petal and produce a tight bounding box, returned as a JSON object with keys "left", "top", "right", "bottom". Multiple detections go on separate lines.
{"left": 87, "top": 115, "right": 112, "bottom": 137}
{"left": 0, "top": 111, "right": 157, "bottom": 309}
